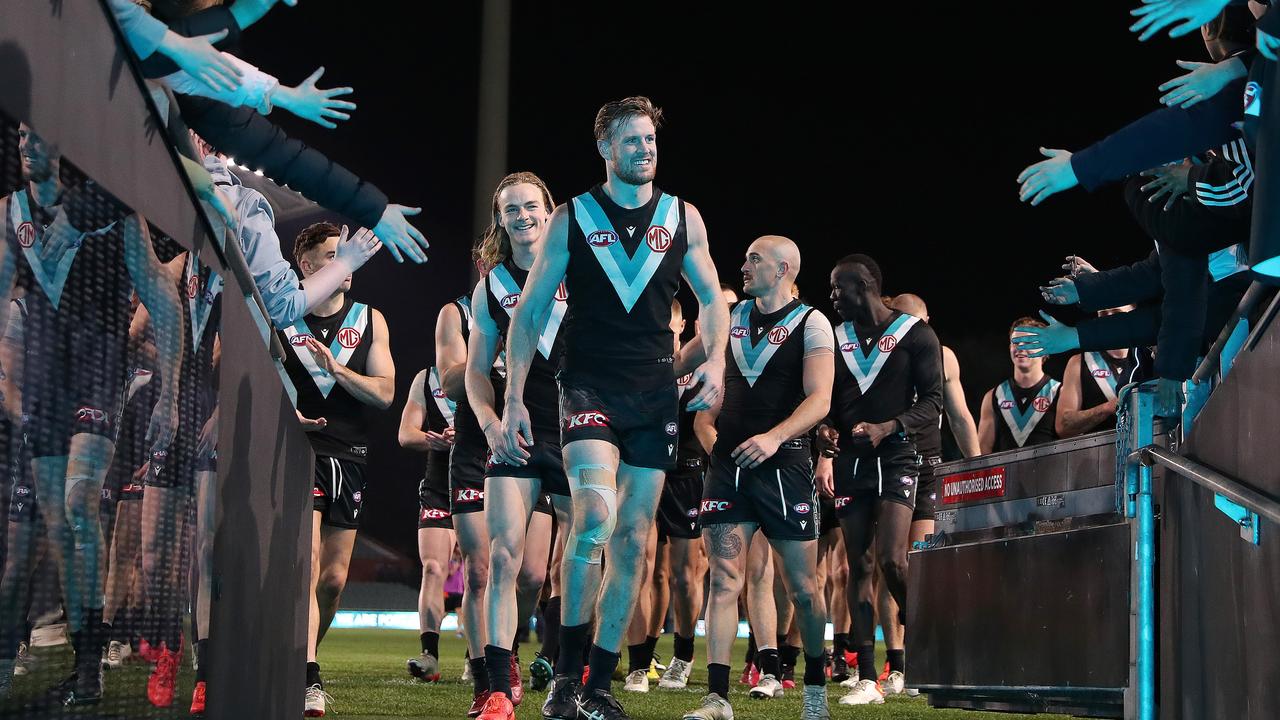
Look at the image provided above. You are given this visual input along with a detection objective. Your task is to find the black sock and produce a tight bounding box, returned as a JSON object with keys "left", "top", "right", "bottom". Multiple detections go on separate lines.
{"left": 540, "top": 597, "right": 562, "bottom": 660}
{"left": 421, "top": 631, "right": 440, "bottom": 657}
{"left": 484, "top": 645, "right": 513, "bottom": 697}
{"left": 857, "top": 643, "right": 876, "bottom": 683}
{"left": 745, "top": 632, "right": 757, "bottom": 666}
{"left": 627, "top": 643, "right": 648, "bottom": 673}
{"left": 708, "top": 663, "right": 731, "bottom": 699}
{"left": 887, "top": 648, "right": 905, "bottom": 674}
{"left": 780, "top": 644, "right": 801, "bottom": 673}
{"left": 803, "top": 653, "right": 827, "bottom": 686}
{"left": 673, "top": 633, "right": 695, "bottom": 663}
{"left": 306, "top": 661, "right": 322, "bottom": 688}
{"left": 585, "top": 645, "right": 620, "bottom": 693}
{"left": 195, "top": 639, "right": 208, "bottom": 683}
{"left": 756, "top": 647, "right": 780, "bottom": 678}
{"left": 555, "top": 623, "right": 590, "bottom": 676}
{"left": 470, "top": 655, "right": 489, "bottom": 696}
{"left": 833, "top": 633, "right": 848, "bottom": 658}
{"left": 644, "top": 635, "right": 659, "bottom": 661}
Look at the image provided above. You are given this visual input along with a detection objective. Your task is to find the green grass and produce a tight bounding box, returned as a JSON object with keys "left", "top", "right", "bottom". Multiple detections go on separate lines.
{"left": 318, "top": 629, "right": 1043, "bottom": 720}
{"left": 2, "top": 630, "right": 1044, "bottom": 719}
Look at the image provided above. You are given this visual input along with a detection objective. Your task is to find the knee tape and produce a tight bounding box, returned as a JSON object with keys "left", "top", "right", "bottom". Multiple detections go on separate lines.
{"left": 568, "top": 464, "right": 616, "bottom": 565}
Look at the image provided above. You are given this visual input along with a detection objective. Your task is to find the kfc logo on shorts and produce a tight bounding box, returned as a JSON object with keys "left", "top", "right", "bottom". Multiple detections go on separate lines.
{"left": 1033, "top": 396, "right": 1052, "bottom": 412}
{"left": 793, "top": 502, "right": 811, "bottom": 515}
{"left": 834, "top": 496, "right": 851, "bottom": 509}
{"left": 768, "top": 326, "right": 789, "bottom": 345}
{"left": 421, "top": 507, "right": 450, "bottom": 521}
{"left": 75, "top": 406, "right": 109, "bottom": 425}
{"left": 878, "top": 336, "right": 898, "bottom": 353}
{"left": 500, "top": 293, "right": 521, "bottom": 309}
{"left": 588, "top": 230, "right": 618, "bottom": 247}
{"left": 455, "top": 488, "right": 484, "bottom": 503}
{"left": 564, "top": 411, "right": 608, "bottom": 430}
{"left": 337, "top": 326, "right": 362, "bottom": 349}
{"left": 665, "top": 422, "right": 678, "bottom": 436}
{"left": 1092, "top": 369, "right": 1111, "bottom": 378}
{"left": 999, "top": 399, "right": 1014, "bottom": 410}
{"left": 352, "top": 491, "right": 362, "bottom": 504}
{"left": 555, "top": 282, "right": 569, "bottom": 302}
{"left": 730, "top": 326, "right": 749, "bottom": 339}
{"left": 700, "top": 499, "right": 731, "bottom": 513}
{"left": 122, "top": 482, "right": 143, "bottom": 494}
{"left": 290, "top": 333, "right": 314, "bottom": 346}
{"left": 840, "top": 342, "right": 856, "bottom": 353}
{"left": 15, "top": 222, "right": 35, "bottom": 248}
{"left": 646, "top": 226, "right": 672, "bottom": 253}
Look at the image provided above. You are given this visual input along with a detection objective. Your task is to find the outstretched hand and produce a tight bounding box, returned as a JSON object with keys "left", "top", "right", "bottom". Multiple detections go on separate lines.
{"left": 1011, "top": 310, "right": 1079, "bottom": 358}
{"left": 277, "top": 67, "right": 357, "bottom": 129}
{"left": 1017, "top": 148, "right": 1077, "bottom": 206}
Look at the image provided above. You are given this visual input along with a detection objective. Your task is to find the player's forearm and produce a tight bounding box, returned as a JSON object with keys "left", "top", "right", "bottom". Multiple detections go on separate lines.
{"left": 465, "top": 365, "right": 500, "bottom": 432}
{"left": 1057, "top": 405, "right": 1113, "bottom": 437}
{"left": 398, "top": 427, "right": 435, "bottom": 453}
{"left": 674, "top": 338, "right": 707, "bottom": 377}
{"left": 502, "top": 310, "right": 538, "bottom": 402}
{"left": 693, "top": 412, "right": 718, "bottom": 456}
{"left": 301, "top": 259, "right": 356, "bottom": 317}
{"left": 766, "top": 392, "right": 831, "bottom": 448}
{"left": 334, "top": 368, "right": 393, "bottom": 409}
{"left": 951, "top": 414, "right": 982, "bottom": 458}
{"left": 139, "top": 280, "right": 184, "bottom": 399}
{"left": 697, "top": 302, "right": 730, "bottom": 367}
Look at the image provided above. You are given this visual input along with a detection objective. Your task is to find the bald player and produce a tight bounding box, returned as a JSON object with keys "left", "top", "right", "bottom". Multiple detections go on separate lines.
{"left": 686, "top": 235, "right": 834, "bottom": 720}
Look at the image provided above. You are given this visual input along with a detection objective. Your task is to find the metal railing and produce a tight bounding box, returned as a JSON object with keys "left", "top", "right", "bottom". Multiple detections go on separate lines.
{"left": 1130, "top": 445, "right": 1280, "bottom": 526}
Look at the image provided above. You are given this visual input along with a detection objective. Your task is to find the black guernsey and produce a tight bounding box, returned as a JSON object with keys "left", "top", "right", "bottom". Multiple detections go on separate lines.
{"left": 562, "top": 184, "right": 687, "bottom": 389}
{"left": 991, "top": 375, "right": 1061, "bottom": 452}
{"left": 1078, "top": 351, "right": 1136, "bottom": 432}
{"left": 714, "top": 299, "right": 817, "bottom": 469}
{"left": 280, "top": 296, "right": 376, "bottom": 463}
{"left": 831, "top": 311, "right": 943, "bottom": 458}
{"left": 482, "top": 257, "right": 565, "bottom": 435}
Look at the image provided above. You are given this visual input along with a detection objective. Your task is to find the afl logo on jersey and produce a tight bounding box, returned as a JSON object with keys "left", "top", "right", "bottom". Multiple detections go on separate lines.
{"left": 337, "top": 326, "right": 362, "bottom": 349}
{"left": 1092, "top": 369, "right": 1110, "bottom": 378}
{"left": 187, "top": 276, "right": 200, "bottom": 299}
{"left": 878, "top": 336, "right": 898, "bottom": 353}
{"left": 555, "top": 282, "right": 569, "bottom": 302}
{"left": 16, "top": 222, "right": 35, "bottom": 248}
{"left": 500, "top": 293, "right": 521, "bottom": 309}
{"left": 646, "top": 226, "right": 672, "bottom": 253}
{"left": 432, "top": 388, "right": 447, "bottom": 399}
{"left": 1033, "top": 396, "right": 1052, "bottom": 412}
{"left": 730, "top": 326, "right": 749, "bottom": 339}
{"left": 290, "top": 333, "right": 314, "bottom": 346}
{"left": 588, "top": 230, "right": 618, "bottom": 247}
{"left": 839, "top": 342, "right": 856, "bottom": 353}
{"left": 767, "top": 326, "right": 789, "bottom": 345}
{"left": 999, "top": 399, "right": 1014, "bottom": 410}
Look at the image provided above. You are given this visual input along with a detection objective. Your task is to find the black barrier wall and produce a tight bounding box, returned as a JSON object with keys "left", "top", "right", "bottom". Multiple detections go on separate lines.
{"left": 1163, "top": 319, "right": 1280, "bottom": 720}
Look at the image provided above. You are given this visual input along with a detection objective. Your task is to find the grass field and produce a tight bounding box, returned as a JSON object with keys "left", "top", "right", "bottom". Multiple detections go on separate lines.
{"left": 1, "top": 629, "right": 1044, "bottom": 719}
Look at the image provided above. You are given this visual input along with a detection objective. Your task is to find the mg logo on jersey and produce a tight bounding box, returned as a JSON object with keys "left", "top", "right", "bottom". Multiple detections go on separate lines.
{"left": 646, "top": 225, "right": 672, "bottom": 252}
{"left": 555, "top": 282, "right": 569, "bottom": 302}
{"left": 432, "top": 388, "right": 447, "bottom": 399}
{"left": 700, "top": 499, "right": 731, "bottom": 513}
{"left": 290, "top": 333, "right": 314, "bottom": 346}
{"left": 730, "top": 326, "right": 749, "bottom": 339}
{"left": 1092, "top": 369, "right": 1111, "bottom": 378}
{"left": 768, "top": 326, "right": 789, "bottom": 345}
{"left": 455, "top": 488, "right": 484, "bottom": 503}
{"left": 588, "top": 230, "right": 618, "bottom": 247}
{"left": 665, "top": 422, "right": 678, "bottom": 436}
{"left": 839, "top": 342, "right": 856, "bottom": 353}
{"left": 500, "top": 293, "right": 521, "bottom": 309}
{"left": 564, "top": 411, "right": 608, "bottom": 429}
{"left": 187, "top": 275, "right": 200, "bottom": 299}
{"left": 793, "top": 502, "right": 811, "bottom": 515}
{"left": 337, "top": 326, "right": 362, "bottom": 349}
{"left": 16, "top": 222, "right": 35, "bottom": 248}
{"left": 421, "top": 507, "right": 450, "bottom": 521}
{"left": 1033, "top": 396, "right": 1052, "bottom": 412}
{"left": 878, "top": 335, "right": 898, "bottom": 353}
{"left": 75, "top": 406, "right": 108, "bottom": 424}
{"left": 999, "top": 399, "right": 1014, "bottom": 410}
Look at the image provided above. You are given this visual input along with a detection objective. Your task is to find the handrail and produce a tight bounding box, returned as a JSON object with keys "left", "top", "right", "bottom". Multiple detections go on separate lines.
{"left": 1128, "top": 445, "right": 1280, "bottom": 526}
{"left": 1244, "top": 282, "right": 1280, "bottom": 354}
{"left": 1192, "top": 281, "right": 1270, "bottom": 383}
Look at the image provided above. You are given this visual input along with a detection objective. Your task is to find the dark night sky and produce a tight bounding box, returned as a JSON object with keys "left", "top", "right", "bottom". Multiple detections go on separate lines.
{"left": 239, "top": 3, "right": 1208, "bottom": 555}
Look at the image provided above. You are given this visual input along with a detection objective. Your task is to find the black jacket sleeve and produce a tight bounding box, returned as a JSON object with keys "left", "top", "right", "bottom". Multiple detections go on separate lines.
{"left": 1155, "top": 248, "right": 1209, "bottom": 381}
{"left": 1076, "top": 303, "right": 1161, "bottom": 352}
{"left": 137, "top": 5, "right": 242, "bottom": 79}
{"left": 1075, "top": 251, "right": 1163, "bottom": 312}
{"left": 896, "top": 324, "right": 944, "bottom": 437}
{"left": 1069, "top": 79, "right": 1245, "bottom": 192}
{"left": 176, "top": 95, "right": 389, "bottom": 229}
{"left": 1188, "top": 138, "right": 1254, "bottom": 221}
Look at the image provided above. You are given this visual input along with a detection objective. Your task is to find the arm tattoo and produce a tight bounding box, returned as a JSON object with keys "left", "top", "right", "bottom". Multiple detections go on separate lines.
{"left": 706, "top": 524, "right": 742, "bottom": 560}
